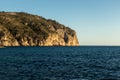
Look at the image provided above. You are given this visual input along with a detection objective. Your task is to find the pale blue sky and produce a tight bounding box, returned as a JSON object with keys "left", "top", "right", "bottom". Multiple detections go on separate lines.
{"left": 0, "top": 0, "right": 120, "bottom": 45}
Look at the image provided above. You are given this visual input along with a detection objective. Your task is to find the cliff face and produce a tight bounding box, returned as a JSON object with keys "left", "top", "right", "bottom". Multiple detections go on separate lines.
{"left": 0, "top": 12, "right": 79, "bottom": 46}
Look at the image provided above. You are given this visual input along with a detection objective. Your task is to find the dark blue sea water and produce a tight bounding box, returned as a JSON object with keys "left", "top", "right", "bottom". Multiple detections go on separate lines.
{"left": 0, "top": 46, "right": 120, "bottom": 80}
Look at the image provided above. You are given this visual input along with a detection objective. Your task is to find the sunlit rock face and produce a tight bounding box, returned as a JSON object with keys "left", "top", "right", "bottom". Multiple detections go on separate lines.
{"left": 0, "top": 12, "right": 79, "bottom": 46}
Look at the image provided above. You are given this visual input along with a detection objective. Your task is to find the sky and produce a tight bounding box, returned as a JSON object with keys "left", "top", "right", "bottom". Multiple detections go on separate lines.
{"left": 0, "top": 0, "right": 120, "bottom": 45}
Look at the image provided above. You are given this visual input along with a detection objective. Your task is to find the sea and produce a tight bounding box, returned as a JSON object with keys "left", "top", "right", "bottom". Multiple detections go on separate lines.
{"left": 0, "top": 46, "right": 120, "bottom": 80}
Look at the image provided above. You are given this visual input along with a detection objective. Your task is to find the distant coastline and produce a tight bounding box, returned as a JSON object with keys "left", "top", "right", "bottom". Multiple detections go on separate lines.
{"left": 0, "top": 12, "right": 79, "bottom": 46}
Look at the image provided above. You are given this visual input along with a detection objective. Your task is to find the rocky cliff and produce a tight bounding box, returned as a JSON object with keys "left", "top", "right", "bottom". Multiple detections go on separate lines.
{"left": 0, "top": 12, "right": 79, "bottom": 46}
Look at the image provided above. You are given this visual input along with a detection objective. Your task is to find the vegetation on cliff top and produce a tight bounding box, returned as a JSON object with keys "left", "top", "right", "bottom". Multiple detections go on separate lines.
{"left": 0, "top": 12, "right": 75, "bottom": 41}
